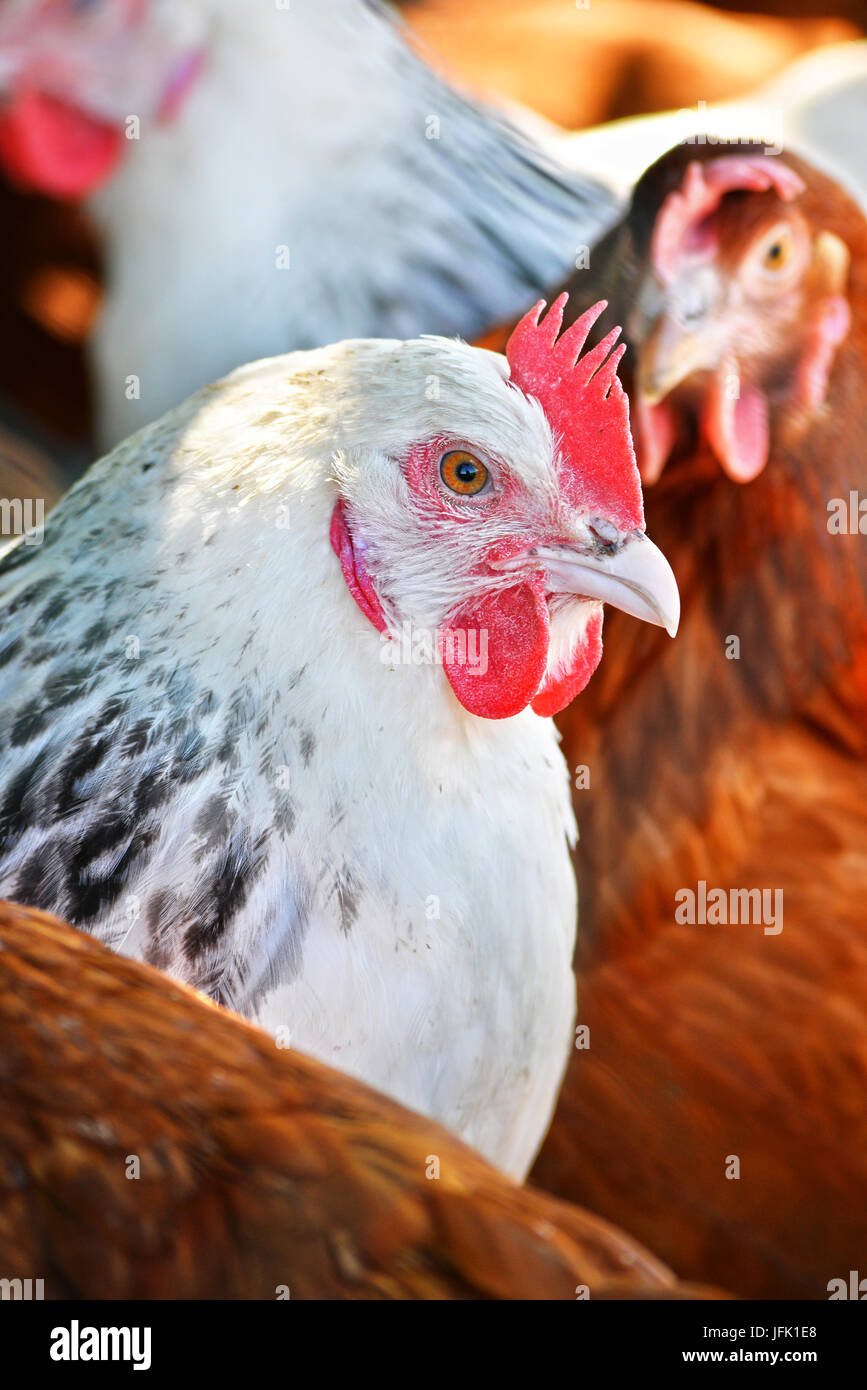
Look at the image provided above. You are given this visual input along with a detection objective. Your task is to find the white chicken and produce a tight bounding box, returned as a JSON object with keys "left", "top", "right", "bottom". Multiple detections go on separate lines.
{"left": 0, "top": 299, "right": 678, "bottom": 1177}
{"left": 0, "top": 0, "right": 617, "bottom": 448}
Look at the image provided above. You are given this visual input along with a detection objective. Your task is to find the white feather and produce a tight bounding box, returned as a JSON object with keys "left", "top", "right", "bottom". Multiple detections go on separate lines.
{"left": 89, "top": 0, "right": 616, "bottom": 447}
{"left": 0, "top": 336, "right": 588, "bottom": 1179}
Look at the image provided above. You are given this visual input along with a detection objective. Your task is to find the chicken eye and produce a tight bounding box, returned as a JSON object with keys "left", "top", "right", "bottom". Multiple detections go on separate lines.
{"left": 761, "top": 229, "right": 794, "bottom": 272}
{"left": 440, "top": 450, "right": 489, "bottom": 496}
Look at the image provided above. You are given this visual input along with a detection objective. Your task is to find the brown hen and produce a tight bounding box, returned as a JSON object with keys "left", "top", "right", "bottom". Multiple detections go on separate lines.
{"left": 486, "top": 141, "right": 867, "bottom": 1299}
{"left": 0, "top": 900, "right": 724, "bottom": 1301}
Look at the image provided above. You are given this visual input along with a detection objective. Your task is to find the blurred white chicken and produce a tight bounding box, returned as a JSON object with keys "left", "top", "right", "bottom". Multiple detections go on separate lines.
{"left": 0, "top": 0, "right": 618, "bottom": 448}
{"left": 2, "top": 3, "right": 864, "bottom": 454}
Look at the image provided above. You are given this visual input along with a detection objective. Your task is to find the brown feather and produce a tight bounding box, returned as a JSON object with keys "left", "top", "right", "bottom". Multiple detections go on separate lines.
{"left": 513, "top": 143, "right": 867, "bottom": 1298}
{"left": 0, "top": 900, "right": 725, "bottom": 1300}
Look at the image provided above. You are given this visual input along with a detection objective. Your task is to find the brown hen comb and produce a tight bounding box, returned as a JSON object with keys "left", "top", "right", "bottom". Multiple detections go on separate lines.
{"left": 506, "top": 293, "right": 643, "bottom": 533}
{"left": 651, "top": 155, "right": 806, "bottom": 285}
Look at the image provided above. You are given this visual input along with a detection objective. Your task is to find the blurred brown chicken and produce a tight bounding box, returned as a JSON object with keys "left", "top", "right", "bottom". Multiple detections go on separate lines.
{"left": 484, "top": 140, "right": 867, "bottom": 1297}
{"left": 0, "top": 900, "right": 727, "bottom": 1300}
{"left": 0, "top": 422, "right": 65, "bottom": 516}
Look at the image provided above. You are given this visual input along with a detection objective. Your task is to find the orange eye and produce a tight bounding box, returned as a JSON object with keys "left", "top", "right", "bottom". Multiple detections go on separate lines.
{"left": 761, "top": 228, "right": 794, "bottom": 272}
{"left": 440, "top": 450, "right": 489, "bottom": 496}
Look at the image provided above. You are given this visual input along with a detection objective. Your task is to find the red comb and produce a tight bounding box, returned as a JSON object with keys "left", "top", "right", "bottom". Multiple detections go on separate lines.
{"left": 506, "top": 294, "right": 643, "bottom": 533}
{"left": 651, "top": 156, "right": 806, "bottom": 284}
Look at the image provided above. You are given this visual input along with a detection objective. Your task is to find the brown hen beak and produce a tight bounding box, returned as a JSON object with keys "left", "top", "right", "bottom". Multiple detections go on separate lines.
{"left": 633, "top": 288, "right": 779, "bottom": 485}
{"left": 630, "top": 264, "right": 778, "bottom": 483}
{"left": 635, "top": 311, "right": 721, "bottom": 407}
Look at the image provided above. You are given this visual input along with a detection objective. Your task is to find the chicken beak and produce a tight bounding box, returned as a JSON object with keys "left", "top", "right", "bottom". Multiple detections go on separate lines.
{"left": 532, "top": 531, "right": 680, "bottom": 637}
{"left": 636, "top": 311, "right": 718, "bottom": 406}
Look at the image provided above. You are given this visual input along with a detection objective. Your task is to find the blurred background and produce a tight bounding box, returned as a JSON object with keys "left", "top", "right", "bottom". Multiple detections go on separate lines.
{"left": 0, "top": 0, "right": 863, "bottom": 474}
{"left": 404, "top": 0, "right": 864, "bottom": 127}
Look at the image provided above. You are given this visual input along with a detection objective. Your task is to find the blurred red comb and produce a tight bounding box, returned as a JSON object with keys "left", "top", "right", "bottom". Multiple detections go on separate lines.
{"left": 506, "top": 293, "right": 644, "bottom": 533}
{"left": 651, "top": 156, "right": 806, "bottom": 284}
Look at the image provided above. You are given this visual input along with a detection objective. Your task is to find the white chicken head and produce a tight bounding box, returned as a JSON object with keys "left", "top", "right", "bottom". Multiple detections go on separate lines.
{"left": 329, "top": 296, "right": 679, "bottom": 721}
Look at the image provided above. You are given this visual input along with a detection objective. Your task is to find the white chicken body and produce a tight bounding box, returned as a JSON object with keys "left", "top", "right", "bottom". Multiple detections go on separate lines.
{"left": 249, "top": 651, "right": 579, "bottom": 1180}
{"left": 0, "top": 337, "right": 590, "bottom": 1177}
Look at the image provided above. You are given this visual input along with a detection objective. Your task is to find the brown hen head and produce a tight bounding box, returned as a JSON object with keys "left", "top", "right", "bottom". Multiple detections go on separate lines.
{"left": 554, "top": 140, "right": 867, "bottom": 737}
{"left": 611, "top": 142, "right": 864, "bottom": 488}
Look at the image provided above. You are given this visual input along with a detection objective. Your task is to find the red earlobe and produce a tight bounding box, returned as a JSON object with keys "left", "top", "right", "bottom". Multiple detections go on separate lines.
{"left": 440, "top": 577, "right": 550, "bottom": 720}
{"left": 330, "top": 501, "right": 389, "bottom": 633}
{"left": 793, "top": 295, "right": 851, "bottom": 414}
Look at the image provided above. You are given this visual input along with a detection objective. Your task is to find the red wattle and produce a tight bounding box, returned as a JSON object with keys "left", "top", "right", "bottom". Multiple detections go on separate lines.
{"left": 0, "top": 89, "right": 123, "bottom": 199}
{"left": 702, "top": 364, "right": 770, "bottom": 483}
{"left": 532, "top": 609, "right": 604, "bottom": 716}
{"left": 633, "top": 391, "right": 679, "bottom": 485}
{"left": 440, "top": 577, "right": 550, "bottom": 720}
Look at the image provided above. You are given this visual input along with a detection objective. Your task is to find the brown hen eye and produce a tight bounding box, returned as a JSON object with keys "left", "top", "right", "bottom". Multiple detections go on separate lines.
{"left": 440, "top": 450, "right": 489, "bottom": 496}
{"left": 762, "top": 231, "right": 793, "bottom": 271}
